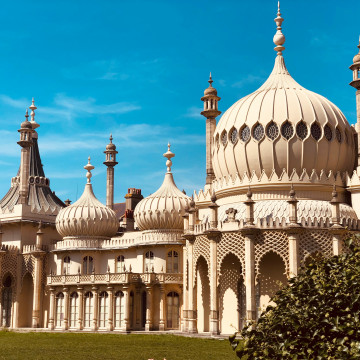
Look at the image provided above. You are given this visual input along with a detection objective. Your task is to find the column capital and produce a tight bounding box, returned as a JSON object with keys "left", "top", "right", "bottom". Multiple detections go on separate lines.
{"left": 329, "top": 224, "right": 346, "bottom": 236}
{"left": 204, "top": 229, "right": 221, "bottom": 242}
{"left": 285, "top": 224, "right": 303, "bottom": 235}
{"left": 240, "top": 225, "right": 259, "bottom": 237}
{"left": 183, "top": 234, "right": 196, "bottom": 243}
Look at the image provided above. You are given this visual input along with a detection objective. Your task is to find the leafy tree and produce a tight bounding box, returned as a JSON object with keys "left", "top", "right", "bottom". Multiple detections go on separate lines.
{"left": 229, "top": 236, "right": 360, "bottom": 359}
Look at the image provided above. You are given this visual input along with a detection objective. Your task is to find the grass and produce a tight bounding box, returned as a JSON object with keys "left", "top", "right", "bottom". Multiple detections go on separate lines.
{"left": 0, "top": 331, "right": 237, "bottom": 360}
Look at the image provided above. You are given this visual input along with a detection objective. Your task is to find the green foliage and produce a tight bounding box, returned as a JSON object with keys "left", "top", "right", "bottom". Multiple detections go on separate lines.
{"left": 230, "top": 236, "right": 360, "bottom": 360}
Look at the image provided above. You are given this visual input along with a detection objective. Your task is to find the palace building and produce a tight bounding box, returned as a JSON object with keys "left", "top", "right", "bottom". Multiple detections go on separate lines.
{"left": 1, "top": 5, "right": 360, "bottom": 335}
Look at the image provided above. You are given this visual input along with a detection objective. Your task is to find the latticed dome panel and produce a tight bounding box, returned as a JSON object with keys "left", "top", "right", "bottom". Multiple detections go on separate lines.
{"left": 240, "top": 126, "right": 250, "bottom": 142}
{"left": 311, "top": 123, "right": 322, "bottom": 141}
{"left": 281, "top": 121, "right": 294, "bottom": 140}
{"left": 335, "top": 127, "right": 342, "bottom": 143}
{"left": 296, "top": 121, "right": 308, "bottom": 140}
{"left": 253, "top": 123, "right": 264, "bottom": 141}
{"left": 266, "top": 122, "right": 279, "bottom": 140}
{"left": 230, "top": 128, "right": 238, "bottom": 144}
{"left": 221, "top": 131, "right": 227, "bottom": 146}
{"left": 324, "top": 124, "right": 333, "bottom": 141}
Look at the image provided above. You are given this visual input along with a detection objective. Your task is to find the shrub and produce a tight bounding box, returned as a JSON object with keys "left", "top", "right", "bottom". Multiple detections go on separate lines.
{"left": 230, "top": 236, "right": 360, "bottom": 359}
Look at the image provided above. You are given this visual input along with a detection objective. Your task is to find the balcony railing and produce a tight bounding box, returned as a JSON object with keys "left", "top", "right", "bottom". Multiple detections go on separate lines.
{"left": 47, "top": 272, "right": 183, "bottom": 286}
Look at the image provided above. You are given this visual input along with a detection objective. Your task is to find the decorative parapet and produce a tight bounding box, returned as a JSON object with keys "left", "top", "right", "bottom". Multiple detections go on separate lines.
{"left": 22, "top": 244, "right": 48, "bottom": 254}
{"left": 47, "top": 272, "right": 183, "bottom": 286}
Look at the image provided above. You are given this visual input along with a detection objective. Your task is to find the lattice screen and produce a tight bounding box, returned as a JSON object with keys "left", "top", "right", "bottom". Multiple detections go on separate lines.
{"left": 299, "top": 230, "right": 333, "bottom": 264}
{"left": 193, "top": 235, "right": 210, "bottom": 274}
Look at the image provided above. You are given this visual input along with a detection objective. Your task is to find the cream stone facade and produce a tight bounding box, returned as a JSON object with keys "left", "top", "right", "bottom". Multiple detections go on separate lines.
{"left": 1, "top": 5, "right": 360, "bottom": 335}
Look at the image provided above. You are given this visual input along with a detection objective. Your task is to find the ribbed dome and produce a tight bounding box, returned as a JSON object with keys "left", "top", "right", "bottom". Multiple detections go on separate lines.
{"left": 134, "top": 145, "right": 190, "bottom": 231}
{"left": 56, "top": 159, "right": 118, "bottom": 239}
{"left": 212, "top": 54, "right": 355, "bottom": 181}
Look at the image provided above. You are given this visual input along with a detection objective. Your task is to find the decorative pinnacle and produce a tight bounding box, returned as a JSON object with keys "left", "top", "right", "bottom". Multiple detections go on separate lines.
{"left": 208, "top": 72, "right": 213, "bottom": 87}
{"left": 163, "top": 142, "right": 175, "bottom": 173}
{"left": 247, "top": 186, "right": 252, "bottom": 200}
{"left": 273, "top": 1, "right": 285, "bottom": 55}
{"left": 29, "top": 98, "right": 40, "bottom": 129}
{"left": 109, "top": 134, "right": 113, "bottom": 142}
{"left": 84, "top": 156, "right": 95, "bottom": 183}
{"left": 25, "top": 109, "right": 29, "bottom": 121}
{"left": 331, "top": 184, "right": 338, "bottom": 202}
{"left": 289, "top": 183, "right": 296, "bottom": 199}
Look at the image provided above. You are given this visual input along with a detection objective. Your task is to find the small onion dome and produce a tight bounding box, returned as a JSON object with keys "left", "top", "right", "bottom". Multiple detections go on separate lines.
{"left": 203, "top": 73, "right": 218, "bottom": 96}
{"left": 106, "top": 134, "right": 116, "bottom": 151}
{"left": 134, "top": 144, "right": 191, "bottom": 231}
{"left": 21, "top": 110, "right": 32, "bottom": 129}
{"left": 56, "top": 157, "right": 118, "bottom": 239}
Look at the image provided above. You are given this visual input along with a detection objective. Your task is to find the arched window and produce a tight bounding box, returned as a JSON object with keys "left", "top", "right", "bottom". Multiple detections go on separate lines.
{"left": 84, "top": 292, "right": 93, "bottom": 328}
{"left": 63, "top": 256, "right": 71, "bottom": 274}
{"left": 1, "top": 276, "right": 12, "bottom": 327}
{"left": 167, "top": 250, "right": 179, "bottom": 273}
{"left": 69, "top": 292, "right": 78, "bottom": 328}
{"left": 144, "top": 251, "right": 154, "bottom": 272}
{"left": 55, "top": 292, "right": 64, "bottom": 328}
{"left": 83, "top": 256, "right": 93, "bottom": 274}
{"left": 166, "top": 292, "right": 180, "bottom": 329}
{"left": 114, "top": 291, "right": 125, "bottom": 328}
{"left": 116, "top": 255, "right": 125, "bottom": 273}
{"left": 98, "top": 291, "right": 108, "bottom": 328}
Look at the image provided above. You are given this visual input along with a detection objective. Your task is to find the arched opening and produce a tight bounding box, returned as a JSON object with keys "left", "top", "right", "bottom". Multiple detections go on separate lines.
{"left": 1, "top": 275, "right": 13, "bottom": 327}
{"left": 141, "top": 291, "right": 146, "bottom": 328}
{"left": 114, "top": 291, "right": 124, "bottom": 329}
{"left": 98, "top": 291, "right": 108, "bottom": 328}
{"left": 84, "top": 292, "right": 93, "bottom": 328}
{"left": 116, "top": 255, "right": 125, "bottom": 273}
{"left": 83, "top": 256, "right": 94, "bottom": 274}
{"left": 144, "top": 251, "right": 154, "bottom": 272}
{"left": 219, "top": 253, "right": 244, "bottom": 334}
{"left": 257, "top": 252, "right": 287, "bottom": 318}
{"left": 55, "top": 292, "right": 64, "bottom": 328}
{"left": 166, "top": 291, "right": 179, "bottom": 329}
{"left": 196, "top": 256, "right": 210, "bottom": 333}
{"left": 69, "top": 292, "right": 78, "bottom": 328}
{"left": 63, "top": 256, "right": 71, "bottom": 274}
{"left": 167, "top": 250, "right": 179, "bottom": 273}
{"left": 18, "top": 273, "right": 34, "bottom": 327}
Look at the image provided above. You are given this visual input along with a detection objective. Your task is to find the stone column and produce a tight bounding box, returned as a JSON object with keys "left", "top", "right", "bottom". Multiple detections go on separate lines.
{"left": 48, "top": 287, "right": 55, "bottom": 330}
{"left": 123, "top": 286, "right": 130, "bottom": 331}
{"left": 63, "top": 288, "right": 69, "bottom": 330}
{"left": 92, "top": 287, "right": 98, "bottom": 331}
{"left": 106, "top": 166, "right": 115, "bottom": 209}
{"left": 159, "top": 285, "right": 165, "bottom": 331}
{"left": 77, "top": 287, "right": 84, "bottom": 330}
{"left": 32, "top": 252, "right": 45, "bottom": 327}
{"left": 145, "top": 285, "right": 153, "bottom": 331}
{"left": 107, "top": 286, "right": 114, "bottom": 331}
{"left": 135, "top": 287, "right": 141, "bottom": 330}
{"left": 181, "top": 245, "right": 188, "bottom": 332}
{"left": 185, "top": 237, "right": 197, "bottom": 333}
{"left": 206, "top": 230, "right": 220, "bottom": 335}
{"left": 330, "top": 186, "right": 345, "bottom": 255}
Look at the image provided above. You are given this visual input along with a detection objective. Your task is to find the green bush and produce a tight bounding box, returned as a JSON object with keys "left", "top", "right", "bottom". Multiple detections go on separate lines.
{"left": 230, "top": 236, "right": 360, "bottom": 359}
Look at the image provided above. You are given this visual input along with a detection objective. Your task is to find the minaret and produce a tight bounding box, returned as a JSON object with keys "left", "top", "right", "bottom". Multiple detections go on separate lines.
{"left": 350, "top": 37, "right": 360, "bottom": 171}
{"left": 201, "top": 73, "right": 221, "bottom": 186}
{"left": 17, "top": 109, "right": 34, "bottom": 204}
{"left": 29, "top": 98, "right": 40, "bottom": 137}
{"left": 103, "top": 134, "right": 118, "bottom": 209}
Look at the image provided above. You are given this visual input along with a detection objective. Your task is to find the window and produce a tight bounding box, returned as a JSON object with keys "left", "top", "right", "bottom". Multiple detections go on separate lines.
{"left": 221, "top": 131, "right": 227, "bottom": 146}
{"left": 70, "top": 292, "right": 78, "bottom": 328}
{"left": 253, "top": 124, "right": 264, "bottom": 141}
{"left": 98, "top": 292, "right": 108, "bottom": 328}
{"left": 116, "top": 255, "right": 125, "bottom": 273}
{"left": 55, "top": 292, "right": 64, "bottom": 328}
{"left": 266, "top": 122, "right": 279, "bottom": 140}
{"left": 144, "top": 251, "right": 154, "bottom": 272}
{"left": 311, "top": 123, "right": 322, "bottom": 141}
{"left": 166, "top": 292, "right": 179, "bottom": 329}
{"left": 84, "top": 292, "right": 93, "bottom": 328}
{"left": 83, "top": 256, "right": 93, "bottom": 274}
{"left": 114, "top": 291, "right": 125, "bottom": 328}
{"left": 296, "top": 121, "right": 308, "bottom": 140}
{"left": 1, "top": 276, "right": 12, "bottom": 327}
{"left": 167, "top": 250, "right": 179, "bottom": 273}
{"left": 230, "top": 128, "right": 238, "bottom": 144}
{"left": 335, "top": 127, "right": 342, "bottom": 143}
{"left": 281, "top": 121, "right": 294, "bottom": 140}
{"left": 324, "top": 124, "right": 333, "bottom": 141}
{"left": 240, "top": 126, "right": 250, "bottom": 142}
{"left": 63, "top": 256, "right": 71, "bottom": 275}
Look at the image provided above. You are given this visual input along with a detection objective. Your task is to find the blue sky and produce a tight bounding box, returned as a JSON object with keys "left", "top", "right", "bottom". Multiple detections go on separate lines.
{"left": 0, "top": 0, "right": 359, "bottom": 204}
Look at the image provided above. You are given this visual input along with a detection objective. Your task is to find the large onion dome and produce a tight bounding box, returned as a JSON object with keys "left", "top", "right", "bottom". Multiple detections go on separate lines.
{"left": 56, "top": 158, "right": 118, "bottom": 239}
{"left": 212, "top": 7, "right": 355, "bottom": 182}
{"left": 134, "top": 144, "right": 190, "bottom": 231}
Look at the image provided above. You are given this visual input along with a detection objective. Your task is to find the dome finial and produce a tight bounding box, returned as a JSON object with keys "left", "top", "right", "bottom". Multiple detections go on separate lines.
{"left": 208, "top": 72, "right": 213, "bottom": 87}
{"left": 109, "top": 133, "right": 113, "bottom": 143}
{"left": 163, "top": 142, "right": 175, "bottom": 173}
{"left": 84, "top": 156, "right": 95, "bottom": 183}
{"left": 25, "top": 109, "right": 29, "bottom": 121}
{"left": 273, "top": 1, "right": 285, "bottom": 55}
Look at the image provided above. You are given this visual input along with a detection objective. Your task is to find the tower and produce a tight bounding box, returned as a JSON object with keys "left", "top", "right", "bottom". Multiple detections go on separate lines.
{"left": 17, "top": 109, "right": 33, "bottom": 204}
{"left": 103, "top": 134, "right": 118, "bottom": 209}
{"left": 350, "top": 37, "right": 360, "bottom": 171}
{"left": 201, "top": 73, "right": 221, "bottom": 186}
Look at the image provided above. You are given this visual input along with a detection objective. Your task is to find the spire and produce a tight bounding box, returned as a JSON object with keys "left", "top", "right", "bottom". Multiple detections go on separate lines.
{"left": 84, "top": 157, "right": 95, "bottom": 183}
{"left": 273, "top": 1, "right": 285, "bottom": 55}
{"left": 163, "top": 142, "right": 175, "bottom": 173}
{"left": 29, "top": 98, "right": 39, "bottom": 130}
{"left": 208, "top": 72, "right": 213, "bottom": 87}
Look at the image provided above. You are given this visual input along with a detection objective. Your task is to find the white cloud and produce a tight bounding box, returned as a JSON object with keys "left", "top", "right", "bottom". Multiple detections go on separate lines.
{"left": 232, "top": 74, "right": 264, "bottom": 88}
{"left": 183, "top": 106, "right": 203, "bottom": 119}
